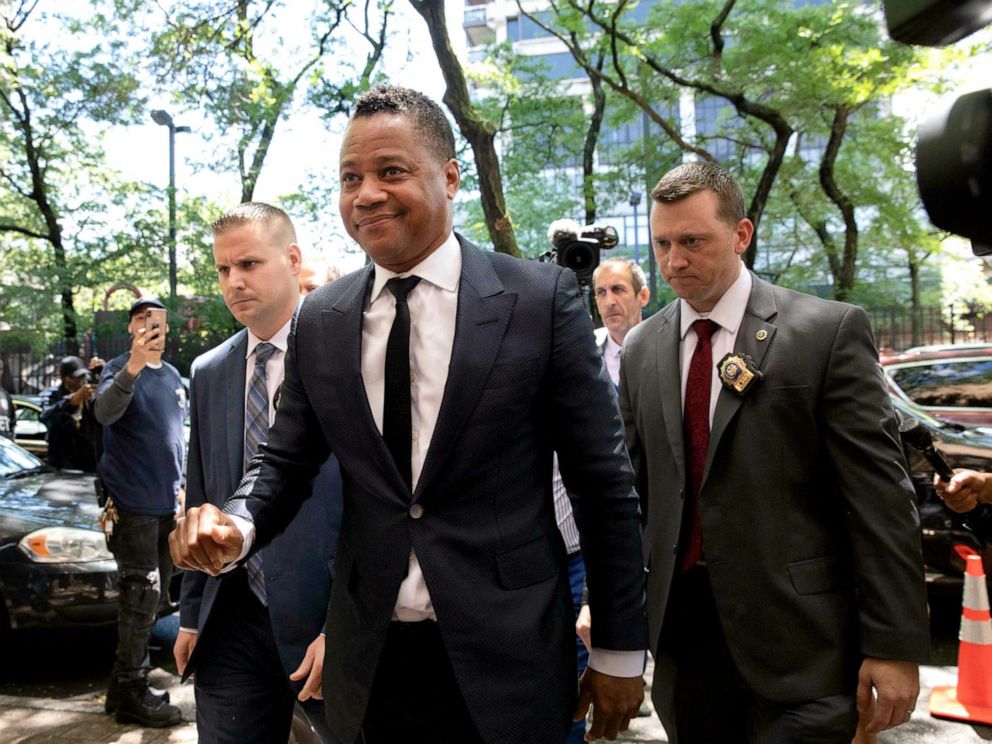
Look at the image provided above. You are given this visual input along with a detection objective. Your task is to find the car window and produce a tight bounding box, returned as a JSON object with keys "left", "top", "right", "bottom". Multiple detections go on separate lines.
{"left": 890, "top": 359, "right": 992, "bottom": 408}
{"left": 0, "top": 435, "right": 45, "bottom": 476}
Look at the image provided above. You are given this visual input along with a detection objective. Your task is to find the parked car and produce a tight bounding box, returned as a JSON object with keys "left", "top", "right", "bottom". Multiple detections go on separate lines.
{"left": 11, "top": 395, "right": 46, "bottom": 457}
{"left": 881, "top": 344, "right": 992, "bottom": 427}
{"left": 0, "top": 436, "right": 179, "bottom": 635}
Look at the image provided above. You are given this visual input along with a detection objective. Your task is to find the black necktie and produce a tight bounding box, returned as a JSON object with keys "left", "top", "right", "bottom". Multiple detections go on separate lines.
{"left": 384, "top": 276, "right": 421, "bottom": 491}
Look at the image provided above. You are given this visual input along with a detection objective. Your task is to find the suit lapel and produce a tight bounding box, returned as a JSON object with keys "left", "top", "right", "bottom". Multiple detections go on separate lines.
{"left": 222, "top": 331, "right": 249, "bottom": 492}
{"left": 704, "top": 274, "right": 778, "bottom": 486}
{"left": 320, "top": 266, "right": 394, "bottom": 483}
{"left": 414, "top": 238, "right": 515, "bottom": 501}
{"left": 655, "top": 302, "right": 686, "bottom": 483}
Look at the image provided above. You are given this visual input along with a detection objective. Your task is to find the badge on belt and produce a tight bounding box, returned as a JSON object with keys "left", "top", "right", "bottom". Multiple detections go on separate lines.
{"left": 717, "top": 353, "right": 762, "bottom": 396}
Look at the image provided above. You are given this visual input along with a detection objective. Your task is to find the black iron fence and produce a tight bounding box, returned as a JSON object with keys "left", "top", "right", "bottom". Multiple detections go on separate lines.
{"left": 868, "top": 304, "right": 992, "bottom": 353}
{"left": 5, "top": 302, "right": 992, "bottom": 395}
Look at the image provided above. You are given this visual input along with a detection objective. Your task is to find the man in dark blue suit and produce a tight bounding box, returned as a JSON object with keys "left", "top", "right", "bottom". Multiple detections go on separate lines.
{"left": 175, "top": 202, "right": 342, "bottom": 742}
{"left": 171, "top": 85, "right": 647, "bottom": 744}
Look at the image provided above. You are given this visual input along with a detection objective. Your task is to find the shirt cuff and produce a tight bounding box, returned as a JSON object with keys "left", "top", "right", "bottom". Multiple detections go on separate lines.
{"left": 219, "top": 514, "right": 255, "bottom": 573}
{"left": 588, "top": 648, "right": 646, "bottom": 678}
{"left": 178, "top": 627, "right": 198, "bottom": 634}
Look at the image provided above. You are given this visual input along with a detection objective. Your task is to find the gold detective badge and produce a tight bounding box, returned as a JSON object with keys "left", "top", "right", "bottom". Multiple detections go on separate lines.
{"left": 717, "top": 353, "right": 762, "bottom": 396}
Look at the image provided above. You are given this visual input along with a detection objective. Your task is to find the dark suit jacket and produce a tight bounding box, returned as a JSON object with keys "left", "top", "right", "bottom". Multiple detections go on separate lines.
{"left": 619, "top": 273, "right": 930, "bottom": 737}
{"left": 224, "top": 236, "right": 648, "bottom": 744}
{"left": 180, "top": 328, "right": 343, "bottom": 680}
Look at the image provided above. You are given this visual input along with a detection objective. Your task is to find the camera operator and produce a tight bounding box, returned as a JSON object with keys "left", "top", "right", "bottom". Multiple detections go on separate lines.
{"left": 40, "top": 355, "right": 104, "bottom": 472}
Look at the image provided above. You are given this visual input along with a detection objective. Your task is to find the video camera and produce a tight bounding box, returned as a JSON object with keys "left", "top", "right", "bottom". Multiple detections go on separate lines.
{"left": 540, "top": 219, "right": 619, "bottom": 285}
{"left": 883, "top": 0, "right": 992, "bottom": 254}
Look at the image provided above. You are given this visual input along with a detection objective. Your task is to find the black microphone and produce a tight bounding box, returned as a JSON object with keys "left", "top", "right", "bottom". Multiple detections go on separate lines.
{"left": 898, "top": 418, "right": 955, "bottom": 482}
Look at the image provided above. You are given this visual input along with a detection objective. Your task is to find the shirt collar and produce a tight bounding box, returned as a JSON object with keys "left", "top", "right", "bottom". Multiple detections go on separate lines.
{"left": 246, "top": 314, "right": 293, "bottom": 360}
{"left": 369, "top": 232, "right": 462, "bottom": 305}
{"left": 604, "top": 333, "right": 623, "bottom": 357}
{"left": 679, "top": 266, "right": 752, "bottom": 340}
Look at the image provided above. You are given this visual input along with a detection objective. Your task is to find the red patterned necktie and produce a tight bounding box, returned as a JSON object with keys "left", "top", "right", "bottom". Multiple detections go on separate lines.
{"left": 681, "top": 319, "right": 718, "bottom": 572}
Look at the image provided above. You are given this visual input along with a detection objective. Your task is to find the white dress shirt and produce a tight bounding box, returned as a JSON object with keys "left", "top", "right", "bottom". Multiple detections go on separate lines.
{"left": 363, "top": 232, "right": 461, "bottom": 621}
{"left": 679, "top": 267, "right": 752, "bottom": 420}
{"left": 603, "top": 334, "right": 623, "bottom": 387}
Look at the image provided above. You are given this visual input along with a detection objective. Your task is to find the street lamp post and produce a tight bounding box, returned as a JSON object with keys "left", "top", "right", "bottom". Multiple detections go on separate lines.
{"left": 151, "top": 110, "right": 191, "bottom": 303}
{"left": 629, "top": 191, "right": 642, "bottom": 265}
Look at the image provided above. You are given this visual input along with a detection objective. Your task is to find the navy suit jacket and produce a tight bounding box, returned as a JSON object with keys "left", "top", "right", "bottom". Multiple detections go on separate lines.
{"left": 179, "top": 328, "right": 343, "bottom": 680}
{"left": 224, "top": 236, "right": 648, "bottom": 744}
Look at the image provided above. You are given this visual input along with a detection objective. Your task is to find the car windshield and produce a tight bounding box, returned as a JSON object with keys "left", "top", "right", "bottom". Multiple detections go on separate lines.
{"left": 890, "top": 359, "right": 992, "bottom": 408}
{"left": 0, "top": 436, "right": 46, "bottom": 477}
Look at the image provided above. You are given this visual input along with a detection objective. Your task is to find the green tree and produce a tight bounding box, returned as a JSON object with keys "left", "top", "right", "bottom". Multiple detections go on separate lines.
{"left": 0, "top": 1, "right": 147, "bottom": 351}
{"left": 141, "top": 0, "right": 392, "bottom": 203}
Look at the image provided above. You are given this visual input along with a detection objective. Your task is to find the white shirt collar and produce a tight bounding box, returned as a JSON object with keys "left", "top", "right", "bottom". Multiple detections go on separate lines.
{"left": 246, "top": 313, "right": 293, "bottom": 359}
{"left": 369, "top": 232, "right": 462, "bottom": 305}
{"left": 679, "top": 266, "right": 752, "bottom": 340}
{"left": 604, "top": 333, "right": 623, "bottom": 357}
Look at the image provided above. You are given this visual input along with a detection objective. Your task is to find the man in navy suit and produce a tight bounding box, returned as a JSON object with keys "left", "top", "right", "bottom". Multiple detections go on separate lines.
{"left": 174, "top": 202, "right": 343, "bottom": 742}
{"left": 170, "top": 85, "right": 647, "bottom": 744}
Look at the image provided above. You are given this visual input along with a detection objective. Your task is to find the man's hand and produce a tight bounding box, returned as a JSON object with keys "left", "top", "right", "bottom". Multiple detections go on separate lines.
{"left": 68, "top": 384, "right": 93, "bottom": 407}
{"left": 576, "top": 604, "right": 592, "bottom": 653}
{"left": 857, "top": 658, "right": 919, "bottom": 734}
{"left": 173, "top": 629, "right": 197, "bottom": 677}
{"left": 935, "top": 470, "right": 992, "bottom": 513}
{"left": 168, "top": 504, "right": 244, "bottom": 574}
{"left": 125, "top": 326, "right": 162, "bottom": 376}
{"left": 574, "top": 667, "right": 643, "bottom": 741}
{"left": 289, "top": 633, "right": 324, "bottom": 701}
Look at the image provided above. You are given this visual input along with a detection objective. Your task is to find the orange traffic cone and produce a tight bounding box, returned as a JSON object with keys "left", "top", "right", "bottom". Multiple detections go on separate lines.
{"left": 930, "top": 553, "right": 992, "bottom": 724}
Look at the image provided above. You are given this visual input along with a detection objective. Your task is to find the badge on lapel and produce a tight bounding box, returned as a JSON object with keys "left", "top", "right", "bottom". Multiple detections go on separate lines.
{"left": 717, "top": 353, "right": 763, "bottom": 396}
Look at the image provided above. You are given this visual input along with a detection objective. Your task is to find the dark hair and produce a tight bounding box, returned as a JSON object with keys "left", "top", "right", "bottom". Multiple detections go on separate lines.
{"left": 58, "top": 356, "right": 85, "bottom": 379}
{"left": 351, "top": 84, "right": 456, "bottom": 163}
{"left": 211, "top": 202, "right": 297, "bottom": 242}
{"left": 650, "top": 161, "right": 746, "bottom": 227}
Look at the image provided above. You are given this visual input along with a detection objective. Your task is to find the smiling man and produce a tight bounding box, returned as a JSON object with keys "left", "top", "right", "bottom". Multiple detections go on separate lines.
{"left": 170, "top": 84, "right": 648, "bottom": 744}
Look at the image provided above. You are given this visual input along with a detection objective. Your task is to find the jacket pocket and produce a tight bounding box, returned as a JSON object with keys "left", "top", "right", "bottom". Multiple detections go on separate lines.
{"left": 788, "top": 554, "right": 851, "bottom": 595}
{"left": 485, "top": 357, "right": 540, "bottom": 389}
{"left": 750, "top": 385, "right": 810, "bottom": 405}
{"left": 496, "top": 534, "right": 558, "bottom": 589}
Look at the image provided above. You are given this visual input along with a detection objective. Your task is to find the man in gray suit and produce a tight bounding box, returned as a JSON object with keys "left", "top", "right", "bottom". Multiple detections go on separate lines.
{"left": 175, "top": 203, "right": 342, "bottom": 742}
{"left": 170, "top": 84, "right": 647, "bottom": 744}
{"left": 620, "top": 162, "right": 930, "bottom": 742}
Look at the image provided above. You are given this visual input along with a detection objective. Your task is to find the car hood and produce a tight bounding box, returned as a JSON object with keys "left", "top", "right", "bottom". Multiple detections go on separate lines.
{"left": 0, "top": 471, "right": 102, "bottom": 538}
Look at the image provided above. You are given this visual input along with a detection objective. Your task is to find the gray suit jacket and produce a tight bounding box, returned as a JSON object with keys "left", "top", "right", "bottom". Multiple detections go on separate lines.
{"left": 620, "top": 273, "right": 929, "bottom": 735}
{"left": 180, "top": 328, "right": 343, "bottom": 680}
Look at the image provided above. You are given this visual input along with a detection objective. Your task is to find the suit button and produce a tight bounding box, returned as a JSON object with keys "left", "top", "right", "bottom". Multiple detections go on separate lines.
{"left": 679, "top": 488, "right": 685, "bottom": 500}
{"left": 409, "top": 504, "right": 424, "bottom": 519}
{"left": 672, "top": 544, "right": 678, "bottom": 555}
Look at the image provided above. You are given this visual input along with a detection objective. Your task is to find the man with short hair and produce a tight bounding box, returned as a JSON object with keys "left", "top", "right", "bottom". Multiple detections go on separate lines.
{"left": 593, "top": 257, "right": 650, "bottom": 386}
{"left": 621, "top": 161, "right": 930, "bottom": 742}
{"left": 171, "top": 84, "right": 648, "bottom": 744}
{"left": 175, "top": 202, "right": 343, "bottom": 743}
{"left": 93, "top": 297, "right": 185, "bottom": 728}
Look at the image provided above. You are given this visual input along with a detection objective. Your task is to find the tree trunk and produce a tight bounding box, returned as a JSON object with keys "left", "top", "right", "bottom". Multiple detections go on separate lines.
{"left": 819, "top": 105, "right": 858, "bottom": 301}
{"left": 582, "top": 60, "right": 606, "bottom": 225}
{"left": 410, "top": 0, "right": 520, "bottom": 256}
{"left": 909, "top": 257, "right": 921, "bottom": 347}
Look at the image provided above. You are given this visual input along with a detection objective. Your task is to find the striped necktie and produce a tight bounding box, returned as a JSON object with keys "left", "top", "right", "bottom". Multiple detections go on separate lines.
{"left": 244, "top": 341, "right": 276, "bottom": 605}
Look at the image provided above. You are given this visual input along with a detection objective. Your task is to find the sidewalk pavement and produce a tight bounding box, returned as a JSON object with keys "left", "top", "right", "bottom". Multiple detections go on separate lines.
{"left": 1, "top": 663, "right": 991, "bottom": 743}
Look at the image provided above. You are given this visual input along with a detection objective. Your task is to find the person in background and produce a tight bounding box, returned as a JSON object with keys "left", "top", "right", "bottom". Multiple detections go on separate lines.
{"left": 298, "top": 253, "right": 342, "bottom": 295}
{"left": 0, "top": 358, "right": 14, "bottom": 441}
{"left": 40, "top": 355, "right": 103, "bottom": 471}
{"left": 93, "top": 296, "right": 185, "bottom": 729}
